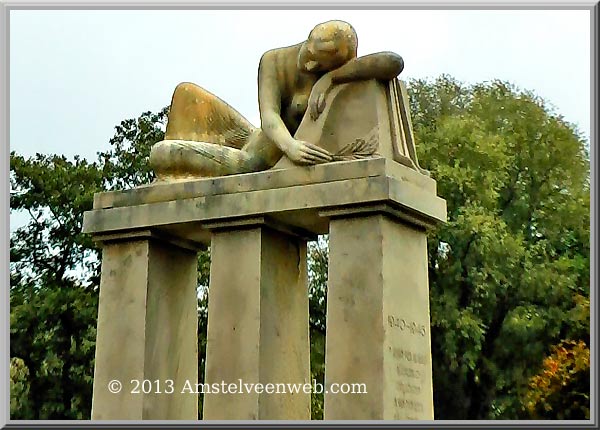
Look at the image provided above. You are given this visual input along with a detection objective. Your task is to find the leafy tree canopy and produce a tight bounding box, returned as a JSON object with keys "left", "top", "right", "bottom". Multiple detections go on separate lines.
{"left": 410, "top": 76, "right": 589, "bottom": 419}
{"left": 10, "top": 77, "right": 590, "bottom": 420}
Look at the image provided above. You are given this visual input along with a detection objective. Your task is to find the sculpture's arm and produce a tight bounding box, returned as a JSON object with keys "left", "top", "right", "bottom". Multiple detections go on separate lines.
{"left": 258, "top": 51, "right": 332, "bottom": 164}
{"left": 329, "top": 52, "right": 404, "bottom": 84}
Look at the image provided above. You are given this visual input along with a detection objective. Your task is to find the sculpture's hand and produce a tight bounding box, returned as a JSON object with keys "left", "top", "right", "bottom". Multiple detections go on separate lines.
{"left": 286, "top": 139, "right": 333, "bottom": 165}
{"left": 309, "top": 74, "right": 334, "bottom": 121}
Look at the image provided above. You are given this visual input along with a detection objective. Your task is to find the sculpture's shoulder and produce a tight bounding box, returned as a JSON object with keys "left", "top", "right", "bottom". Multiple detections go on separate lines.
{"left": 260, "top": 43, "right": 303, "bottom": 69}
{"left": 258, "top": 44, "right": 304, "bottom": 94}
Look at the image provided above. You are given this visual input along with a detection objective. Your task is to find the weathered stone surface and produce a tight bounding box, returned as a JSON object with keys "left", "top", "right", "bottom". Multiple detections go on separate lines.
{"left": 324, "top": 213, "right": 434, "bottom": 420}
{"left": 274, "top": 79, "right": 390, "bottom": 168}
{"left": 203, "top": 223, "right": 310, "bottom": 419}
{"left": 94, "top": 157, "right": 435, "bottom": 209}
{"left": 85, "top": 17, "right": 446, "bottom": 421}
{"left": 83, "top": 158, "right": 446, "bottom": 247}
{"left": 148, "top": 21, "right": 410, "bottom": 180}
{"left": 273, "top": 78, "right": 427, "bottom": 174}
{"left": 84, "top": 158, "right": 446, "bottom": 421}
{"left": 91, "top": 237, "right": 198, "bottom": 420}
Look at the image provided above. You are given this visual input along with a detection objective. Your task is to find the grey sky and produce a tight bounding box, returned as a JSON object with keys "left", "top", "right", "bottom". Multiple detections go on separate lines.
{"left": 8, "top": 9, "right": 592, "bottom": 233}
{"left": 10, "top": 9, "right": 591, "bottom": 163}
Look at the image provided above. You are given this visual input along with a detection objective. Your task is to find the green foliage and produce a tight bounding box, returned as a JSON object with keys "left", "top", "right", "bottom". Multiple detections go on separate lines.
{"left": 98, "top": 108, "right": 167, "bottom": 189}
{"left": 197, "top": 257, "right": 210, "bottom": 418}
{"left": 10, "top": 107, "right": 196, "bottom": 419}
{"left": 10, "top": 153, "right": 105, "bottom": 288}
{"left": 10, "top": 284, "right": 98, "bottom": 419}
{"left": 10, "top": 151, "right": 105, "bottom": 419}
{"left": 409, "top": 76, "right": 590, "bottom": 419}
{"left": 308, "top": 238, "right": 329, "bottom": 419}
{"left": 10, "top": 76, "right": 589, "bottom": 420}
{"left": 10, "top": 357, "right": 33, "bottom": 418}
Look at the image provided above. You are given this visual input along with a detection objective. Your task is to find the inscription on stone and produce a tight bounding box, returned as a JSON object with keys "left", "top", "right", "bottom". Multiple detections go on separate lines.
{"left": 393, "top": 347, "right": 427, "bottom": 365}
{"left": 396, "top": 381, "right": 421, "bottom": 395}
{"left": 387, "top": 315, "right": 426, "bottom": 336}
{"left": 394, "top": 397, "right": 424, "bottom": 412}
{"left": 387, "top": 314, "right": 430, "bottom": 420}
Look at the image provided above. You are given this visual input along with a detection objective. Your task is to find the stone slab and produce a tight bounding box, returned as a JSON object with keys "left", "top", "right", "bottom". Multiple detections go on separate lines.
{"left": 93, "top": 158, "right": 436, "bottom": 210}
{"left": 83, "top": 158, "right": 446, "bottom": 246}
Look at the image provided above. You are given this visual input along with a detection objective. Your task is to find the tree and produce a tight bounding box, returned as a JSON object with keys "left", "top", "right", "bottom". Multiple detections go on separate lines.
{"left": 304, "top": 77, "right": 590, "bottom": 419}
{"left": 10, "top": 76, "right": 590, "bottom": 420}
{"left": 10, "top": 357, "right": 33, "bottom": 419}
{"left": 10, "top": 107, "right": 217, "bottom": 419}
{"left": 307, "top": 237, "right": 329, "bottom": 419}
{"left": 10, "top": 152, "right": 104, "bottom": 419}
{"left": 408, "top": 76, "right": 590, "bottom": 419}
{"left": 524, "top": 338, "right": 590, "bottom": 419}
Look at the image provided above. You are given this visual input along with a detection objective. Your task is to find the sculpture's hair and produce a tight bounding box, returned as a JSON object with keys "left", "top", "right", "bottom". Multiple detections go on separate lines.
{"left": 308, "top": 20, "right": 358, "bottom": 61}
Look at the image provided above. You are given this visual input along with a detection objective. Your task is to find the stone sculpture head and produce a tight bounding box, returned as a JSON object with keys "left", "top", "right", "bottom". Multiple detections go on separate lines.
{"left": 298, "top": 20, "right": 358, "bottom": 73}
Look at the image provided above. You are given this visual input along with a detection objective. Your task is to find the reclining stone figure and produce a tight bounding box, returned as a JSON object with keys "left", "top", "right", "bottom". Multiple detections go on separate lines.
{"left": 149, "top": 20, "right": 409, "bottom": 180}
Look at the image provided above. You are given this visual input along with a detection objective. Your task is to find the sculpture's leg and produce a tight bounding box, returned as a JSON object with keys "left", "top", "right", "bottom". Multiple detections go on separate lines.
{"left": 150, "top": 138, "right": 261, "bottom": 178}
{"left": 151, "top": 82, "right": 285, "bottom": 179}
{"left": 150, "top": 129, "right": 283, "bottom": 179}
{"left": 166, "top": 82, "right": 255, "bottom": 149}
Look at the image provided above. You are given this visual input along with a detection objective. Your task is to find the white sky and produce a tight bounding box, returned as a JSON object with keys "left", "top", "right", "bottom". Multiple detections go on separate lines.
{"left": 10, "top": 9, "right": 591, "bottom": 162}
{"left": 8, "top": 9, "right": 592, "bottom": 231}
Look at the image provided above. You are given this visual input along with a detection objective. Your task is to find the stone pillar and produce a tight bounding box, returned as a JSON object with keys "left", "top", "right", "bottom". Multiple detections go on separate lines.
{"left": 83, "top": 156, "right": 446, "bottom": 421}
{"left": 91, "top": 232, "right": 199, "bottom": 420}
{"left": 324, "top": 211, "right": 434, "bottom": 420}
{"left": 202, "top": 219, "right": 311, "bottom": 420}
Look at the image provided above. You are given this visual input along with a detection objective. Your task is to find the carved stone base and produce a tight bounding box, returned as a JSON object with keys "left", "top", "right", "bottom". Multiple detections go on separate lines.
{"left": 324, "top": 212, "right": 434, "bottom": 420}
{"left": 83, "top": 158, "right": 446, "bottom": 420}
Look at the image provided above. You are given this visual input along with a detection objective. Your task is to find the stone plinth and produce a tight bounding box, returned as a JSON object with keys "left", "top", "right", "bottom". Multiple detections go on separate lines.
{"left": 90, "top": 232, "right": 199, "bottom": 420}
{"left": 83, "top": 157, "right": 446, "bottom": 420}
{"left": 202, "top": 221, "right": 310, "bottom": 419}
{"left": 323, "top": 213, "right": 434, "bottom": 420}
{"left": 84, "top": 157, "right": 444, "bottom": 240}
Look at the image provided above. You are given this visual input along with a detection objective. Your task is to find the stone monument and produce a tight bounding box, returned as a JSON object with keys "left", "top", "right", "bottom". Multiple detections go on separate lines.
{"left": 83, "top": 20, "right": 446, "bottom": 420}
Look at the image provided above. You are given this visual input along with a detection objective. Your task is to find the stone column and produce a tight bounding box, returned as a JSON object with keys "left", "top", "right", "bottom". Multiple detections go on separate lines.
{"left": 91, "top": 231, "right": 199, "bottom": 420}
{"left": 324, "top": 210, "right": 434, "bottom": 420}
{"left": 83, "top": 156, "right": 446, "bottom": 421}
{"left": 202, "top": 219, "right": 311, "bottom": 420}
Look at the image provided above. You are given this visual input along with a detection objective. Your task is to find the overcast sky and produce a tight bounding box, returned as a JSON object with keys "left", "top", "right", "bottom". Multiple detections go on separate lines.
{"left": 8, "top": 9, "right": 592, "bottom": 230}
{"left": 10, "top": 9, "right": 591, "bottom": 161}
